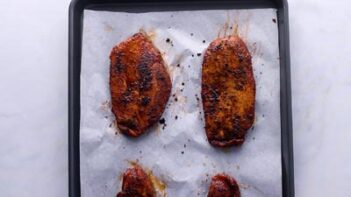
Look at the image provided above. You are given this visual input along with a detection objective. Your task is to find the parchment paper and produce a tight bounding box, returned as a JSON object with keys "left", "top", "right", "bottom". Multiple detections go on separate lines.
{"left": 80, "top": 8, "right": 281, "bottom": 197}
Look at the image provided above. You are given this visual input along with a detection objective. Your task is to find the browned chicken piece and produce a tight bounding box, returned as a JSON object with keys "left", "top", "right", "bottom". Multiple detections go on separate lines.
{"left": 207, "top": 174, "right": 241, "bottom": 197}
{"left": 117, "top": 165, "right": 156, "bottom": 197}
{"left": 110, "top": 32, "right": 172, "bottom": 137}
{"left": 201, "top": 36, "right": 255, "bottom": 147}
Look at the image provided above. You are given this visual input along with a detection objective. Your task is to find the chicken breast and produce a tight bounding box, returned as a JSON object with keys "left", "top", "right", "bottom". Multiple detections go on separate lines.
{"left": 207, "top": 174, "right": 240, "bottom": 197}
{"left": 117, "top": 165, "right": 156, "bottom": 197}
{"left": 110, "top": 32, "right": 172, "bottom": 137}
{"left": 201, "top": 36, "right": 255, "bottom": 147}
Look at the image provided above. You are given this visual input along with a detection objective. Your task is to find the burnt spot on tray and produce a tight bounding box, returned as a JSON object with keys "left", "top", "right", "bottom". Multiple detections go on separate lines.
{"left": 165, "top": 38, "right": 174, "bottom": 46}
{"left": 159, "top": 118, "right": 165, "bottom": 124}
{"left": 195, "top": 94, "right": 200, "bottom": 101}
{"left": 159, "top": 118, "right": 167, "bottom": 130}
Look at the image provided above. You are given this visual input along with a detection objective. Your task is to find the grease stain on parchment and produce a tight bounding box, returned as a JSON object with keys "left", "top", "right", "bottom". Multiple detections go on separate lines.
{"left": 217, "top": 11, "right": 252, "bottom": 38}
{"left": 125, "top": 161, "right": 167, "bottom": 197}
{"left": 103, "top": 22, "right": 114, "bottom": 32}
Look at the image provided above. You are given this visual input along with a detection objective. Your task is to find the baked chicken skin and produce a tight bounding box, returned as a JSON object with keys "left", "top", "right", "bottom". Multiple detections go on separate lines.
{"left": 201, "top": 36, "right": 255, "bottom": 147}
{"left": 207, "top": 174, "right": 241, "bottom": 197}
{"left": 110, "top": 32, "right": 171, "bottom": 137}
{"left": 117, "top": 165, "right": 156, "bottom": 197}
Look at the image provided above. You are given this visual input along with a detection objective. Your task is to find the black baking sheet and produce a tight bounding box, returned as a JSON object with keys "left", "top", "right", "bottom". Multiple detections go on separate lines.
{"left": 68, "top": 0, "right": 294, "bottom": 196}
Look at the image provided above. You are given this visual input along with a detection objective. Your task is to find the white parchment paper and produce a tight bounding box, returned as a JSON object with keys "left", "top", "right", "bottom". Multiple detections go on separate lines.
{"left": 80, "top": 9, "right": 281, "bottom": 197}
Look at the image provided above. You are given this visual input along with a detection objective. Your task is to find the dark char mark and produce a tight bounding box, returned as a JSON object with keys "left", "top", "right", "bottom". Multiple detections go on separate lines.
{"left": 120, "top": 88, "right": 133, "bottom": 105}
{"left": 138, "top": 62, "right": 152, "bottom": 91}
{"left": 140, "top": 96, "right": 150, "bottom": 106}
{"left": 114, "top": 55, "right": 125, "bottom": 73}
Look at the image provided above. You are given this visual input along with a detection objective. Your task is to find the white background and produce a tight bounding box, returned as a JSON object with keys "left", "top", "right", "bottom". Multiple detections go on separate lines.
{"left": 0, "top": 0, "right": 350, "bottom": 196}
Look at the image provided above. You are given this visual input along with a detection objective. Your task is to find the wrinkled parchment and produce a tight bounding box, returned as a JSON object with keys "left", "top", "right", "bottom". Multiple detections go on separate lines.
{"left": 80, "top": 8, "right": 281, "bottom": 197}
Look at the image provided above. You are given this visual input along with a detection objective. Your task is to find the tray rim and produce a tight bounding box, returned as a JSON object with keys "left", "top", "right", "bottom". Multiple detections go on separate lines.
{"left": 68, "top": 0, "right": 294, "bottom": 196}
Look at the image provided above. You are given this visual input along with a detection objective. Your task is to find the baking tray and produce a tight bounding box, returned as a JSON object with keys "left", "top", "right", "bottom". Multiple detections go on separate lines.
{"left": 68, "top": 0, "right": 294, "bottom": 196}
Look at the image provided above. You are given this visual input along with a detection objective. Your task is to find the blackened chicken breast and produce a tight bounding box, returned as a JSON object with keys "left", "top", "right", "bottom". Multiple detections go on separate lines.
{"left": 117, "top": 165, "right": 156, "bottom": 197}
{"left": 207, "top": 174, "right": 240, "bottom": 197}
{"left": 201, "top": 36, "right": 255, "bottom": 147}
{"left": 110, "top": 32, "right": 171, "bottom": 137}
